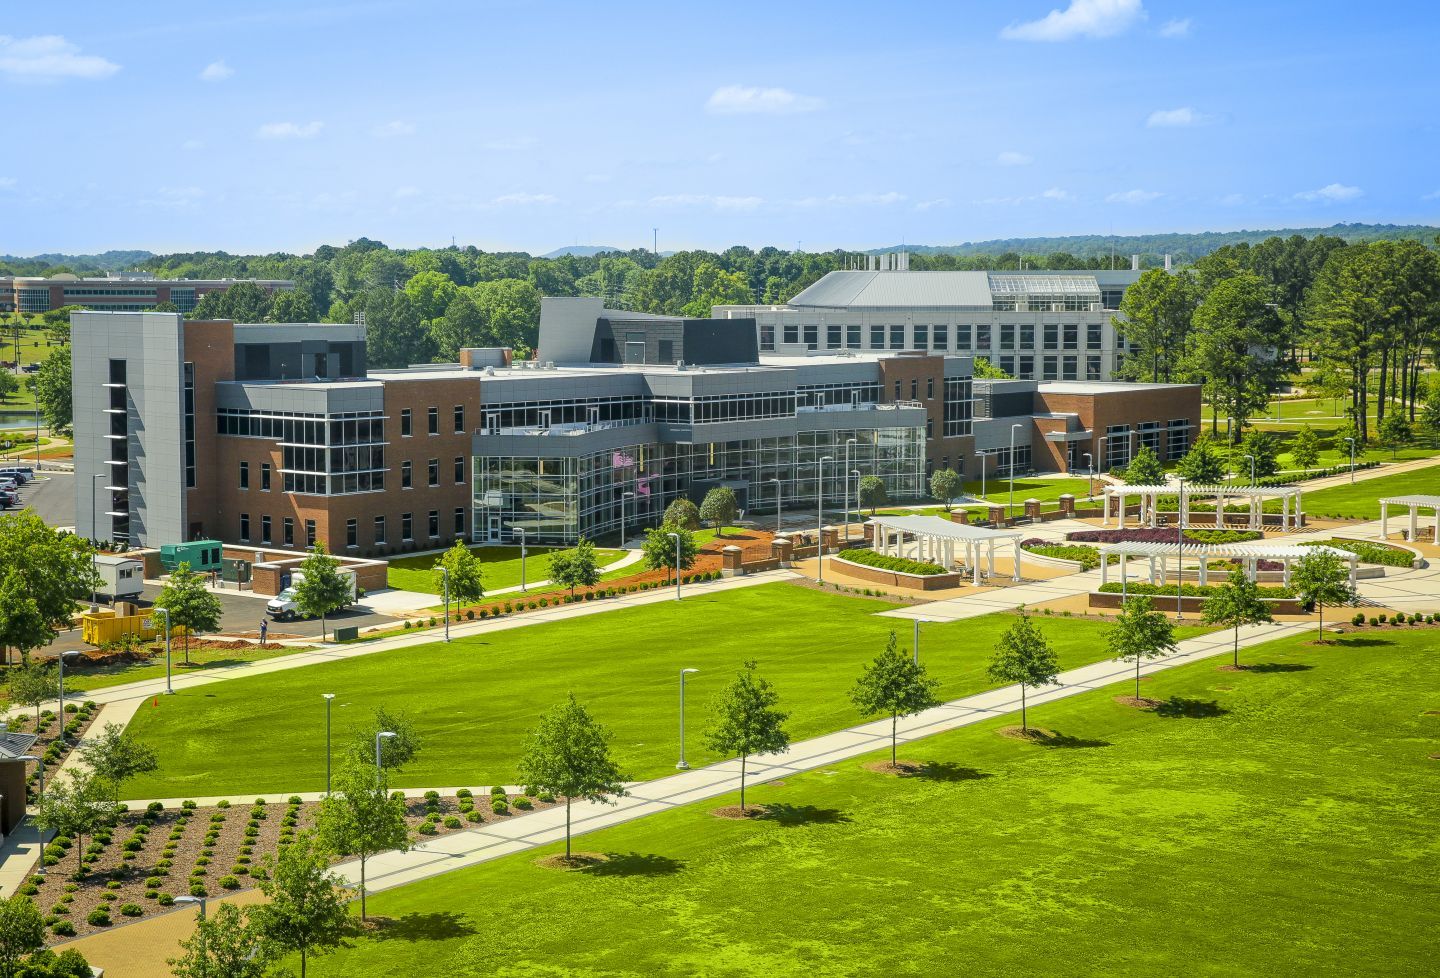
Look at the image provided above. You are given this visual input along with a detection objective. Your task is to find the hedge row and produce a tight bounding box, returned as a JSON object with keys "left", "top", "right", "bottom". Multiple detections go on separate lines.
{"left": 1020, "top": 539, "right": 1106, "bottom": 570}
{"left": 399, "top": 572, "right": 724, "bottom": 630}
{"left": 1097, "top": 581, "right": 1298, "bottom": 599}
{"left": 840, "top": 548, "right": 947, "bottom": 576}
{"left": 1300, "top": 539, "right": 1412, "bottom": 567}
{"left": 1066, "top": 528, "right": 1263, "bottom": 545}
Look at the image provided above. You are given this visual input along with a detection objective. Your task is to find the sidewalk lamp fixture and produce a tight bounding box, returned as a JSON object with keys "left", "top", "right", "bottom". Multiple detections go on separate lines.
{"left": 1175, "top": 476, "right": 1185, "bottom": 621}
{"left": 1008, "top": 424, "right": 1023, "bottom": 518}
{"left": 17, "top": 755, "right": 44, "bottom": 876}
{"left": 375, "top": 730, "right": 397, "bottom": 777}
{"left": 676, "top": 668, "right": 699, "bottom": 770}
{"left": 322, "top": 693, "right": 336, "bottom": 795}
{"left": 517, "top": 528, "right": 527, "bottom": 592}
{"left": 768, "top": 478, "right": 781, "bottom": 534}
{"left": 1082, "top": 452, "right": 1094, "bottom": 501}
{"left": 1344, "top": 437, "right": 1356, "bottom": 484}
{"left": 439, "top": 565, "right": 450, "bottom": 643}
{"left": 667, "top": 532, "right": 681, "bottom": 602}
{"left": 1242, "top": 453, "right": 1256, "bottom": 486}
{"left": 621, "top": 490, "right": 636, "bottom": 545}
{"left": 843, "top": 438, "right": 857, "bottom": 541}
{"left": 816, "top": 456, "right": 834, "bottom": 584}
{"left": 175, "top": 894, "right": 208, "bottom": 969}
{"left": 144, "top": 607, "right": 173, "bottom": 694}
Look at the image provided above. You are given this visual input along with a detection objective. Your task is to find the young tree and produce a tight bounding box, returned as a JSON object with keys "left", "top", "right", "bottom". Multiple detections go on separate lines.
{"left": 294, "top": 545, "right": 352, "bottom": 641}
{"left": 1292, "top": 549, "right": 1356, "bottom": 641}
{"left": 929, "top": 468, "right": 963, "bottom": 511}
{"left": 987, "top": 610, "right": 1060, "bottom": 733}
{"left": 1289, "top": 424, "right": 1321, "bottom": 471}
{"left": 77, "top": 721, "right": 159, "bottom": 802}
{"left": 432, "top": 541, "right": 484, "bottom": 605}
{"left": 31, "top": 345, "right": 72, "bottom": 434}
{"left": 0, "top": 893, "right": 45, "bottom": 978}
{"left": 348, "top": 706, "right": 421, "bottom": 773}
{"left": 252, "top": 832, "right": 353, "bottom": 978}
{"left": 35, "top": 771, "right": 121, "bottom": 878}
{"left": 1378, "top": 412, "right": 1412, "bottom": 458}
{"left": 315, "top": 761, "right": 410, "bottom": 920}
{"left": 6, "top": 660, "right": 58, "bottom": 730}
{"left": 1107, "top": 594, "right": 1178, "bottom": 702}
{"left": 517, "top": 694, "right": 628, "bottom": 859}
{"left": 168, "top": 902, "right": 270, "bottom": 978}
{"left": 0, "top": 372, "right": 17, "bottom": 404}
{"left": 642, "top": 526, "right": 698, "bottom": 583}
{"left": 1175, "top": 437, "right": 1227, "bottom": 484}
{"left": 549, "top": 538, "right": 600, "bottom": 595}
{"left": 1201, "top": 568, "right": 1273, "bottom": 667}
{"left": 0, "top": 571, "right": 49, "bottom": 667}
{"left": 0, "top": 511, "right": 97, "bottom": 639}
{"left": 1232, "top": 428, "right": 1279, "bottom": 480}
{"left": 858, "top": 475, "right": 888, "bottom": 515}
{"left": 662, "top": 498, "right": 702, "bottom": 531}
{"left": 703, "top": 661, "right": 789, "bottom": 813}
{"left": 152, "top": 561, "right": 222, "bottom": 665}
{"left": 850, "top": 632, "right": 942, "bottom": 766}
{"left": 699, "top": 487, "right": 739, "bottom": 537}
{"left": 1123, "top": 445, "right": 1165, "bottom": 485}
{"left": 1419, "top": 379, "right": 1440, "bottom": 447}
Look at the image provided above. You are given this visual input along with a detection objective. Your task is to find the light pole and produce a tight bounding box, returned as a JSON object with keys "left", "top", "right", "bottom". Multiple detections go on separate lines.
{"left": 1008, "top": 423, "right": 1022, "bottom": 519}
{"left": 768, "top": 478, "right": 781, "bottom": 534}
{"left": 676, "top": 667, "right": 699, "bottom": 770}
{"left": 851, "top": 469, "right": 861, "bottom": 535}
{"left": 89, "top": 473, "right": 104, "bottom": 610}
{"left": 667, "top": 531, "right": 681, "bottom": 601}
{"left": 152, "top": 607, "right": 172, "bottom": 694}
{"left": 912, "top": 618, "right": 922, "bottom": 666}
{"left": 1242, "top": 453, "right": 1256, "bottom": 486}
{"left": 1098, "top": 435, "right": 1109, "bottom": 475}
{"left": 817, "top": 456, "right": 833, "bottom": 584}
{"left": 375, "top": 730, "right": 396, "bottom": 778}
{"left": 979, "top": 451, "right": 988, "bottom": 499}
{"left": 439, "top": 565, "right": 450, "bottom": 643}
{"left": 322, "top": 693, "right": 335, "bottom": 795}
{"left": 1344, "top": 437, "right": 1356, "bottom": 484}
{"left": 18, "top": 755, "right": 43, "bottom": 876}
{"left": 517, "top": 528, "right": 527, "bottom": 592}
{"left": 621, "top": 490, "right": 636, "bottom": 545}
{"left": 175, "top": 895, "right": 208, "bottom": 976}
{"left": 1175, "top": 476, "right": 1185, "bottom": 621}
{"left": 843, "top": 438, "right": 857, "bottom": 541}
{"left": 55, "top": 653, "right": 65, "bottom": 745}
{"left": 1083, "top": 452, "right": 1094, "bottom": 501}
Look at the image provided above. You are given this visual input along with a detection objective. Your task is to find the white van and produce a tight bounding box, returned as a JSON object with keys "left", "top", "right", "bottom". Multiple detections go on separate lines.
{"left": 265, "top": 568, "right": 358, "bottom": 620}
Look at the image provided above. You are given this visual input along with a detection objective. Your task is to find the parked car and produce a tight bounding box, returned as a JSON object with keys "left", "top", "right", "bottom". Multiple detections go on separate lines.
{"left": 0, "top": 469, "right": 29, "bottom": 484}
{"left": 0, "top": 479, "right": 18, "bottom": 493}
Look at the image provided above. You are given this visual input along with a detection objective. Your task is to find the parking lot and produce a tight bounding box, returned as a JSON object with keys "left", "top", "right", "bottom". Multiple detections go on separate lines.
{"left": 2, "top": 467, "right": 71, "bottom": 527}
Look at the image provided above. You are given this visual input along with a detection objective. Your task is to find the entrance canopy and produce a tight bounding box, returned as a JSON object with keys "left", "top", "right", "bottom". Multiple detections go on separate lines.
{"left": 867, "top": 514, "right": 1023, "bottom": 586}
{"left": 1379, "top": 495, "right": 1440, "bottom": 544}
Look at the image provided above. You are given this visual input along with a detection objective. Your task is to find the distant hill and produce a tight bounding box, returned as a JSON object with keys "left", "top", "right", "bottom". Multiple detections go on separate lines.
{"left": 869, "top": 224, "right": 1440, "bottom": 264}
{"left": 540, "top": 245, "right": 628, "bottom": 258}
{"left": 0, "top": 250, "right": 156, "bottom": 276}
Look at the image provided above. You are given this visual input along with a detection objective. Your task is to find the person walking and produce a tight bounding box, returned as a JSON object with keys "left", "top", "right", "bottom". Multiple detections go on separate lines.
{"left": 259, "top": 618, "right": 268, "bottom": 645}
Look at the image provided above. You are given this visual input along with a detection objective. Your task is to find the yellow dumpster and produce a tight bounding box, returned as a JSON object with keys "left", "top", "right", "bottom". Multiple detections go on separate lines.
{"left": 81, "top": 612, "right": 160, "bottom": 647}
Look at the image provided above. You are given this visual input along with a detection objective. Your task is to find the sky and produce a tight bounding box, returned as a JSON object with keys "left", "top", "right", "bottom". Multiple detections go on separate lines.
{"left": 3, "top": 0, "right": 1439, "bottom": 256}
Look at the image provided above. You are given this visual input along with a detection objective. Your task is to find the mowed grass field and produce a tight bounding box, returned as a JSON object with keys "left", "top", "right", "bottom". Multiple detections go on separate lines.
{"left": 1301, "top": 466, "right": 1440, "bottom": 520}
{"left": 301, "top": 628, "right": 1440, "bottom": 978}
{"left": 121, "top": 583, "right": 1211, "bottom": 796}
{"left": 386, "top": 544, "right": 625, "bottom": 594}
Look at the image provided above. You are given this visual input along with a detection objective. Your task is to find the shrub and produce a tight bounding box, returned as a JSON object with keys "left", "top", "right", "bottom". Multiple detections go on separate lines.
{"left": 1300, "top": 538, "right": 1412, "bottom": 567}
{"left": 147, "top": 801, "right": 164, "bottom": 813}
{"left": 145, "top": 889, "right": 159, "bottom": 900}
{"left": 122, "top": 839, "right": 143, "bottom": 852}
{"left": 1066, "top": 527, "right": 1263, "bottom": 545}
{"left": 145, "top": 875, "right": 163, "bottom": 888}
{"left": 417, "top": 820, "right": 438, "bottom": 836}
{"left": 1097, "top": 581, "right": 1296, "bottom": 599}
{"left": 838, "top": 548, "right": 946, "bottom": 576}
{"left": 105, "top": 880, "right": 122, "bottom": 891}
{"left": 443, "top": 815, "right": 462, "bottom": 828}
{"left": 87, "top": 908, "right": 111, "bottom": 927}
{"left": 466, "top": 609, "right": 475, "bottom": 620}
{"left": 64, "top": 703, "right": 78, "bottom": 714}
{"left": 51, "top": 921, "right": 76, "bottom": 936}
{"left": 513, "top": 796, "right": 533, "bottom": 810}
{"left": 50, "top": 904, "right": 68, "bottom": 916}
{"left": 456, "top": 788, "right": 473, "bottom": 799}
{"left": 158, "top": 893, "right": 175, "bottom": 906}
{"left": 288, "top": 795, "right": 303, "bottom": 805}
{"left": 491, "top": 798, "right": 509, "bottom": 815}
{"left": 219, "top": 875, "right": 241, "bottom": 890}
{"left": 466, "top": 810, "right": 483, "bottom": 823}
{"left": 537, "top": 791, "right": 555, "bottom": 803}
{"left": 189, "top": 883, "right": 207, "bottom": 898}
{"left": 182, "top": 800, "right": 197, "bottom": 810}
{"left": 1352, "top": 612, "right": 1366, "bottom": 625}
{"left": 539, "top": 598, "right": 549, "bottom": 608}
{"left": 120, "top": 903, "right": 143, "bottom": 917}
{"left": 490, "top": 785, "right": 507, "bottom": 797}
{"left": 1020, "top": 539, "right": 1107, "bottom": 570}
{"left": 424, "top": 789, "right": 440, "bottom": 801}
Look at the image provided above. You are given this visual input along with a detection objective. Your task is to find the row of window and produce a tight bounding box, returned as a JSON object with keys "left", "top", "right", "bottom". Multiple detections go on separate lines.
{"left": 399, "top": 457, "right": 468, "bottom": 488}
{"left": 764, "top": 320, "right": 1112, "bottom": 353}
{"left": 990, "top": 354, "right": 1105, "bottom": 382}
{"left": 399, "top": 405, "right": 464, "bottom": 436}
{"left": 241, "top": 452, "right": 469, "bottom": 494}
{"left": 236, "top": 509, "right": 466, "bottom": 548}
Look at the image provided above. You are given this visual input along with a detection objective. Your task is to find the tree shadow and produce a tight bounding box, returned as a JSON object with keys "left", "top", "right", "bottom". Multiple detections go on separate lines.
{"left": 1333, "top": 637, "right": 1398, "bottom": 648}
{"left": 1155, "top": 696, "right": 1229, "bottom": 719}
{"left": 370, "top": 911, "right": 476, "bottom": 943}
{"left": 1244, "top": 662, "right": 1315, "bottom": 673}
{"left": 913, "top": 762, "right": 992, "bottom": 783}
{"left": 1035, "top": 730, "right": 1110, "bottom": 750}
{"left": 759, "top": 804, "right": 852, "bottom": 827}
{"left": 581, "top": 852, "right": 685, "bottom": 877}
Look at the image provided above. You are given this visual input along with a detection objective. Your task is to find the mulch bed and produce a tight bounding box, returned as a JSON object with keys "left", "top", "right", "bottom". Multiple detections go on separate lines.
{"left": 534, "top": 852, "right": 608, "bottom": 871}
{"left": 711, "top": 805, "right": 770, "bottom": 820}
{"left": 1114, "top": 695, "right": 1164, "bottom": 709}
{"left": 4, "top": 702, "right": 102, "bottom": 802}
{"left": 997, "top": 725, "right": 1058, "bottom": 743}
{"left": 861, "top": 760, "right": 925, "bottom": 777}
{"left": 26, "top": 790, "right": 558, "bottom": 944}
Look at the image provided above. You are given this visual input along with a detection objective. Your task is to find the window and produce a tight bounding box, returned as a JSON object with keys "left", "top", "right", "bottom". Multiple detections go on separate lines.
{"left": 261, "top": 516, "right": 272, "bottom": 544}
{"left": 1087, "top": 355, "right": 1102, "bottom": 381}
{"left": 827, "top": 323, "right": 842, "bottom": 349}
{"left": 239, "top": 513, "right": 250, "bottom": 541}
{"left": 239, "top": 461, "right": 249, "bottom": 489}
{"left": 305, "top": 519, "right": 316, "bottom": 547}
{"left": 910, "top": 379, "right": 918, "bottom": 400}
{"left": 1000, "top": 324, "right": 1015, "bottom": 351}
{"left": 402, "top": 461, "right": 412, "bottom": 488}
{"left": 926, "top": 378, "right": 934, "bottom": 399}
{"left": 975, "top": 324, "right": 991, "bottom": 351}
{"left": 1062, "top": 355, "right": 1078, "bottom": 381}
{"left": 803, "top": 324, "right": 818, "bottom": 350}
{"left": 401, "top": 409, "right": 413, "bottom": 437}
{"left": 847, "top": 323, "right": 861, "bottom": 349}
{"left": 893, "top": 381, "right": 901, "bottom": 400}
{"left": 428, "top": 510, "right": 439, "bottom": 538}
{"left": 1019, "top": 355, "right": 1035, "bottom": 380}
{"left": 934, "top": 324, "right": 948, "bottom": 350}
{"left": 926, "top": 418, "right": 934, "bottom": 438}
{"left": 956, "top": 324, "right": 971, "bottom": 349}
{"left": 428, "top": 458, "right": 439, "bottom": 487}
{"left": 1000, "top": 355, "right": 1016, "bottom": 376}
{"left": 783, "top": 322, "right": 799, "bottom": 344}
{"left": 889, "top": 324, "right": 905, "bottom": 350}
{"left": 374, "top": 515, "right": 386, "bottom": 544}
{"left": 283, "top": 517, "right": 294, "bottom": 547}
{"left": 1042, "top": 355, "right": 1059, "bottom": 380}
{"left": 1063, "top": 324, "right": 1079, "bottom": 350}
{"left": 428, "top": 407, "right": 439, "bottom": 435}
{"left": 1043, "top": 323, "right": 1059, "bottom": 350}
{"left": 401, "top": 512, "right": 413, "bottom": 541}
{"left": 454, "top": 456, "right": 465, "bottom": 483}
{"left": 346, "top": 518, "right": 357, "bottom": 549}
{"left": 454, "top": 405, "right": 465, "bottom": 433}
{"left": 261, "top": 463, "right": 271, "bottom": 491}
{"left": 657, "top": 338, "right": 673, "bottom": 363}
{"left": 870, "top": 324, "right": 885, "bottom": 348}
{"left": 1167, "top": 419, "right": 1191, "bottom": 460}
{"left": 914, "top": 324, "right": 928, "bottom": 349}
{"left": 453, "top": 507, "right": 465, "bottom": 534}
{"left": 1087, "top": 323, "right": 1103, "bottom": 349}
{"left": 1020, "top": 323, "right": 1035, "bottom": 350}
{"left": 1105, "top": 424, "right": 1132, "bottom": 468}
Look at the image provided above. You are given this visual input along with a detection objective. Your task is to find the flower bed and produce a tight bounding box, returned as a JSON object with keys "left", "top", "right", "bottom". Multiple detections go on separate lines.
{"left": 1065, "top": 528, "right": 1264, "bottom": 545}
{"left": 1300, "top": 538, "right": 1414, "bottom": 567}
{"left": 1020, "top": 539, "right": 1107, "bottom": 570}
{"left": 838, "top": 548, "right": 946, "bottom": 576}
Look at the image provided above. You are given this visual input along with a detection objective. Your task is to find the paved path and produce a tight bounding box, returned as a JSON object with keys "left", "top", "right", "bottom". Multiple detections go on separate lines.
{"left": 879, "top": 567, "right": 1107, "bottom": 622}
{"left": 1295, "top": 455, "right": 1440, "bottom": 492}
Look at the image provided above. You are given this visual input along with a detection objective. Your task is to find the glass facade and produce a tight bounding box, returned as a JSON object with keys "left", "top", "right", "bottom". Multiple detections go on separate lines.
{"left": 217, "top": 407, "right": 386, "bottom": 495}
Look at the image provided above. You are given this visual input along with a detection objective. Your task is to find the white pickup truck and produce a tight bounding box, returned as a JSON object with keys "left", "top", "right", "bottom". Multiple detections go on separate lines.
{"left": 265, "top": 568, "right": 358, "bottom": 620}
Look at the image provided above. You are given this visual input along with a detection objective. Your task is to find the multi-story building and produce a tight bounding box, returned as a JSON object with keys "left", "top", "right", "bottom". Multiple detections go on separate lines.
{"left": 715, "top": 265, "right": 1144, "bottom": 382}
{"left": 2, "top": 272, "right": 293, "bottom": 314}
{"left": 72, "top": 301, "right": 1198, "bottom": 553}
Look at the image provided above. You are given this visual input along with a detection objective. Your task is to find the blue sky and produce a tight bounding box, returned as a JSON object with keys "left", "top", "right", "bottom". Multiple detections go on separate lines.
{"left": 3, "top": 0, "right": 1438, "bottom": 255}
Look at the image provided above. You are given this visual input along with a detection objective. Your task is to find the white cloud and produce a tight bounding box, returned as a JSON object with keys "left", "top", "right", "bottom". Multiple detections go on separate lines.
{"left": 1295, "top": 183, "right": 1362, "bottom": 202}
{"left": 1159, "top": 17, "right": 1192, "bottom": 37}
{"left": 1423, "top": 190, "right": 1440, "bottom": 201}
{"left": 1041, "top": 187, "right": 1072, "bottom": 201}
{"left": 394, "top": 186, "right": 420, "bottom": 199}
{"left": 997, "top": 150, "right": 1033, "bottom": 166}
{"left": 1001, "top": 0, "right": 1145, "bottom": 41}
{"left": 976, "top": 187, "right": 1073, "bottom": 205}
{"left": 1106, "top": 188, "right": 1162, "bottom": 204}
{"left": 705, "top": 85, "right": 823, "bottom": 115}
{"left": 0, "top": 35, "right": 120, "bottom": 82}
{"left": 0, "top": 176, "right": 15, "bottom": 190}
{"left": 199, "top": 60, "right": 233, "bottom": 82}
{"left": 914, "top": 198, "right": 951, "bottom": 211}
{"left": 491, "top": 192, "right": 559, "bottom": 206}
{"left": 1218, "top": 193, "right": 1246, "bottom": 206}
{"left": 1146, "top": 106, "right": 1212, "bottom": 128}
{"left": 484, "top": 135, "right": 536, "bottom": 151}
{"left": 649, "top": 194, "right": 764, "bottom": 211}
{"left": 373, "top": 120, "right": 415, "bottom": 138}
{"left": 138, "top": 186, "right": 206, "bottom": 210}
{"left": 256, "top": 121, "right": 324, "bottom": 140}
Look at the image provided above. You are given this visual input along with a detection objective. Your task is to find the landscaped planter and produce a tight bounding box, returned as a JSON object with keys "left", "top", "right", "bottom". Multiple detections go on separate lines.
{"left": 1087, "top": 591, "right": 1308, "bottom": 615}
{"left": 832, "top": 554, "right": 964, "bottom": 590}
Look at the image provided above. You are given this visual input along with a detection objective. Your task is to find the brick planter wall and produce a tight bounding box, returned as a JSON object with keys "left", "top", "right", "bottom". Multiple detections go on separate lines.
{"left": 1087, "top": 592, "right": 1307, "bottom": 615}
{"left": 832, "top": 554, "right": 964, "bottom": 590}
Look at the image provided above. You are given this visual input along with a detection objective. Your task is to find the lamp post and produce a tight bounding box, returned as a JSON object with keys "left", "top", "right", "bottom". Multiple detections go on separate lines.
{"left": 1175, "top": 476, "right": 1185, "bottom": 621}
{"left": 439, "top": 566, "right": 450, "bottom": 643}
{"left": 55, "top": 653, "right": 65, "bottom": 745}
{"left": 175, "top": 895, "right": 208, "bottom": 977}
{"left": 621, "top": 491, "right": 636, "bottom": 545}
{"left": 912, "top": 618, "right": 922, "bottom": 666}
{"left": 1098, "top": 435, "right": 1109, "bottom": 475}
{"left": 843, "top": 438, "right": 857, "bottom": 541}
{"left": 667, "top": 531, "right": 681, "bottom": 601}
{"left": 1083, "top": 452, "right": 1094, "bottom": 501}
{"left": 979, "top": 451, "right": 988, "bottom": 499}
{"left": 322, "top": 693, "right": 336, "bottom": 795}
{"left": 817, "top": 456, "right": 833, "bottom": 584}
{"left": 1242, "top": 453, "right": 1256, "bottom": 486}
{"left": 1008, "top": 423, "right": 1022, "bottom": 519}
{"left": 517, "top": 528, "right": 527, "bottom": 592}
{"left": 152, "top": 607, "right": 172, "bottom": 694}
{"left": 18, "top": 755, "right": 43, "bottom": 876}
{"left": 90, "top": 473, "right": 104, "bottom": 610}
{"left": 676, "top": 668, "right": 699, "bottom": 770}
{"left": 1344, "top": 437, "right": 1356, "bottom": 484}
{"left": 768, "top": 478, "right": 781, "bottom": 534}
{"left": 375, "top": 730, "right": 396, "bottom": 778}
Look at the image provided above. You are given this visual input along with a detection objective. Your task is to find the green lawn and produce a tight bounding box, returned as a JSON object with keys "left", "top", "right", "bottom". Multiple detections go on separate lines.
{"left": 120, "top": 583, "right": 1210, "bottom": 796}
{"left": 50, "top": 643, "right": 309, "bottom": 695}
{"left": 301, "top": 628, "right": 1439, "bottom": 978}
{"left": 860, "top": 478, "right": 1095, "bottom": 521}
{"left": 386, "top": 545, "right": 624, "bottom": 594}
{"left": 0, "top": 328, "right": 59, "bottom": 412}
{"left": 1301, "top": 466, "right": 1440, "bottom": 520}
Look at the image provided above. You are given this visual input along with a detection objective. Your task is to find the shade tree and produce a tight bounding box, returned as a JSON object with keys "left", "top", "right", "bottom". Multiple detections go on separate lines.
{"left": 703, "top": 661, "right": 789, "bottom": 813}
{"left": 1107, "top": 594, "right": 1178, "bottom": 702}
{"left": 987, "top": 610, "right": 1060, "bottom": 733}
{"left": 517, "top": 694, "right": 628, "bottom": 859}
{"left": 1201, "top": 568, "right": 1273, "bottom": 667}
{"left": 851, "top": 632, "right": 941, "bottom": 766}
{"left": 153, "top": 561, "right": 222, "bottom": 665}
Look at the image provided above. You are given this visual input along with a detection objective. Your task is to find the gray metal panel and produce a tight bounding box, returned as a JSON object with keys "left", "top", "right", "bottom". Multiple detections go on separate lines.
{"left": 787, "top": 271, "right": 994, "bottom": 309}
{"left": 973, "top": 416, "right": 1034, "bottom": 451}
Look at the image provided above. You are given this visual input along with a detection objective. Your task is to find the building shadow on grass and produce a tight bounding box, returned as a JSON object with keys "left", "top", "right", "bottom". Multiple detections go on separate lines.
{"left": 371, "top": 911, "right": 476, "bottom": 943}
{"left": 913, "top": 762, "right": 992, "bottom": 783}
{"left": 1154, "top": 696, "right": 1228, "bottom": 719}
{"left": 760, "top": 804, "right": 852, "bottom": 827}
{"left": 581, "top": 852, "right": 685, "bottom": 877}
{"left": 1244, "top": 662, "right": 1315, "bottom": 673}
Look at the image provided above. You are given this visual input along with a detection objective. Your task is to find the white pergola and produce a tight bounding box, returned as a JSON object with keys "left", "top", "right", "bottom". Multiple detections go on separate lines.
{"left": 1379, "top": 495, "right": 1440, "bottom": 544}
{"left": 1100, "top": 540, "right": 1358, "bottom": 590}
{"left": 1102, "top": 483, "right": 1305, "bottom": 532}
{"left": 867, "top": 515, "right": 1024, "bottom": 585}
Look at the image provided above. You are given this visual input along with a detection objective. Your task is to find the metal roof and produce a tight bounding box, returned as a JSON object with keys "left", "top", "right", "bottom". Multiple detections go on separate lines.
{"left": 0, "top": 730, "right": 39, "bottom": 761}
{"left": 787, "top": 271, "right": 994, "bottom": 309}
{"left": 867, "top": 514, "right": 1022, "bottom": 542}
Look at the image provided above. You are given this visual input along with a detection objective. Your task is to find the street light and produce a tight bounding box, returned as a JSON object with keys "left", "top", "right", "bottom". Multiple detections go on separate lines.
{"left": 667, "top": 531, "right": 682, "bottom": 601}
{"left": 1344, "top": 436, "right": 1356, "bottom": 484}
{"left": 1008, "top": 423, "right": 1022, "bottom": 519}
{"left": 89, "top": 473, "right": 104, "bottom": 610}
{"left": 1242, "top": 453, "right": 1256, "bottom": 486}
{"left": 516, "top": 528, "right": 527, "bottom": 592}
{"left": 1082, "top": 452, "right": 1094, "bottom": 501}
{"left": 55, "top": 654, "right": 66, "bottom": 745}
{"left": 1175, "top": 476, "right": 1185, "bottom": 621}
{"left": 621, "top": 491, "right": 636, "bottom": 545}
{"left": 676, "top": 668, "right": 699, "bottom": 770}
{"left": 150, "top": 607, "right": 172, "bottom": 694}
{"left": 817, "top": 456, "right": 833, "bottom": 584}
{"left": 439, "top": 565, "right": 450, "bottom": 643}
{"left": 17, "top": 755, "right": 44, "bottom": 876}
{"left": 979, "top": 451, "right": 989, "bottom": 499}
{"left": 911, "top": 618, "right": 923, "bottom": 666}
{"left": 322, "top": 693, "right": 336, "bottom": 795}
{"left": 375, "top": 730, "right": 397, "bottom": 778}
{"left": 175, "top": 895, "right": 208, "bottom": 975}
{"left": 768, "top": 478, "right": 781, "bottom": 534}
{"left": 843, "top": 438, "right": 857, "bottom": 541}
